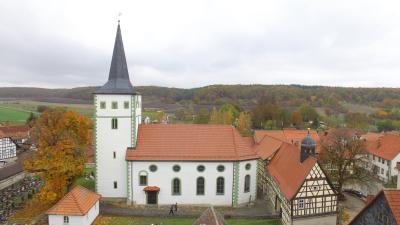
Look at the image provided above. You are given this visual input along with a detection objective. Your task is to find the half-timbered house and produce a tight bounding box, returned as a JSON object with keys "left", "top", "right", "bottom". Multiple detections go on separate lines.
{"left": 256, "top": 132, "right": 338, "bottom": 225}
{"left": 0, "top": 136, "right": 17, "bottom": 160}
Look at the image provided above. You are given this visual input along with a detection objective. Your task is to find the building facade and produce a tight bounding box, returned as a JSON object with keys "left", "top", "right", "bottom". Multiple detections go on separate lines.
{"left": 0, "top": 137, "right": 17, "bottom": 160}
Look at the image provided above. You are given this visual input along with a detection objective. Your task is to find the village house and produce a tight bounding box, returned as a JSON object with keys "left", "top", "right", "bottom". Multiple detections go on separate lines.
{"left": 255, "top": 130, "right": 338, "bottom": 225}
{"left": 46, "top": 186, "right": 101, "bottom": 225}
{"left": 349, "top": 189, "right": 400, "bottom": 225}
{"left": 362, "top": 132, "right": 400, "bottom": 182}
{"left": 0, "top": 125, "right": 31, "bottom": 161}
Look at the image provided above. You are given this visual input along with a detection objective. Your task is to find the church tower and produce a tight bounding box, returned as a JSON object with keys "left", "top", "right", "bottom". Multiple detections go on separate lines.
{"left": 94, "top": 22, "right": 142, "bottom": 199}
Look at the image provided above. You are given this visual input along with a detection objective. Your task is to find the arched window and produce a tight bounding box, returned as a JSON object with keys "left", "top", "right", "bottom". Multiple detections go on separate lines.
{"left": 216, "top": 177, "right": 224, "bottom": 195}
{"left": 172, "top": 178, "right": 181, "bottom": 195}
{"left": 196, "top": 177, "right": 205, "bottom": 195}
{"left": 139, "top": 171, "right": 148, "bottom": 186}
{"left": 244, "top": 175, "right": 250, "bottom": 193}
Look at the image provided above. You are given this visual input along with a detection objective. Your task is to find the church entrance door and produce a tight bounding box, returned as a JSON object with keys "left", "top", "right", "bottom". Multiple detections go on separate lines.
{"left": 147, "top": 191, "right": 158, "bottom": 204}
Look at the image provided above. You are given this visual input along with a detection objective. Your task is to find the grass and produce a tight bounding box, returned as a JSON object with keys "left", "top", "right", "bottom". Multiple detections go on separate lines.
{"left": 0, "top": 106, "right": 31, "bottom": 124}
{"left": 73, "top": 167, "right": 95, "bottom": 191}
{"left": 94, "top": 216, "right": 279, "bottom": 225}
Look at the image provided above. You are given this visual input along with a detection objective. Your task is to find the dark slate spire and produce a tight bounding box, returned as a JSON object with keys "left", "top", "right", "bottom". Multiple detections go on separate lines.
{"left": 95, "top": 22, "right": 136, "bottom": 94}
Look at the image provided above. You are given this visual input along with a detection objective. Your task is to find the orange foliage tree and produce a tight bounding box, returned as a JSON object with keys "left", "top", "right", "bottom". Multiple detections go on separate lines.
{"left": 24, "top": 107, "right": 92, "bottom": 203}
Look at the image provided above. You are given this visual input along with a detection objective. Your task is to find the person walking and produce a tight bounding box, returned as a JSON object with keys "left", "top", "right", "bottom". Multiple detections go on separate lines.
{"left": 169, "top": 205, "right": 174, "bottom": 216}
{"left": 174, "top": 202, "right": 178, "bottom": 212}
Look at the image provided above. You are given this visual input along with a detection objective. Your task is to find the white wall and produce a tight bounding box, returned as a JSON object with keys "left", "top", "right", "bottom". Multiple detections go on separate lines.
{"left": 129, "top": 161, "right": 234, "bottom": 206}
{"left": 237, "top": 160, "right": 257, "bottom": 205}
{"left": 48, "top": 201, "right": 99, "bottom": 225}
{"left": 369, "top": 153, "right": 400, "bottom": 182}
{"left": 96, "top": 94, "right": 140, "bottom": 198}
{"left": 0, "top": 137, "right": 17, "bottom": 160}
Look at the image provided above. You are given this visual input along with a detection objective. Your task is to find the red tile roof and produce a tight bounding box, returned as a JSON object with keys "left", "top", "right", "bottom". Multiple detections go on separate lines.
{"left": 126, "top": 124, "right": 258, "bottom": 161}
{"left": 364, "top": 134, "right": 400, "bottom": 160}
{"left": 254, "top": 129, "right": 321, "bottom": 153}
{"left": 350, "top": 189, "right": 400, "bottom": 225}
{"left": 254, "top": 135, "right": 283, "bottom": 160}
{"left": 0, "top": 125, "right": 30, "bottom": 139}
{"left": 267, "top": 143, "right": 317, "bottom": 200}
{"left": 46, "top": 186, "right": 101, "bottom": 216}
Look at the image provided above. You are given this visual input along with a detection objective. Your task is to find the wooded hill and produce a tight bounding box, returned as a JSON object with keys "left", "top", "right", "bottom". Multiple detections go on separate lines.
{"left": 1, "top": 85, "right": 400, "bottom": 112}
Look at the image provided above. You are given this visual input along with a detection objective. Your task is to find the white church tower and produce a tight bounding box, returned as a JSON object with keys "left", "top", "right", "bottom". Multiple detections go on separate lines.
{"left": 94, "top": 22, "right": 141, "bottom": 199}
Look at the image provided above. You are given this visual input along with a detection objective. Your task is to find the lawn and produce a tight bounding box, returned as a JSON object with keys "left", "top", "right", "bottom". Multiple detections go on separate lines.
{"left": 73, "top": 167, "right": 95, "bottom": 191}
{"left": 94, "top": 216, "right": 279, "bottom": 225}
{"left": 0, "top": 106, "right": 31, "bottom": 124}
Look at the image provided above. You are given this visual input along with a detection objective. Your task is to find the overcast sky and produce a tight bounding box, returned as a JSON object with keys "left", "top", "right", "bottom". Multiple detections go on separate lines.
{"left": 0, "top": 0, "right": 400, "bottom": 88}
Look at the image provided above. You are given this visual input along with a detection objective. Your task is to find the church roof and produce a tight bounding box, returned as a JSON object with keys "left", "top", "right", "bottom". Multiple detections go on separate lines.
{"left": 126, "top": 124, "right": 258, "bottom": 161}
{"left": 266, "top": 143, "right": 317, "bottom": 200}
{"left": 94, "top": 23, "right": 136, "bottom": 95}
{"left": 46, "top": 186, "right": 101, "bottom": 216}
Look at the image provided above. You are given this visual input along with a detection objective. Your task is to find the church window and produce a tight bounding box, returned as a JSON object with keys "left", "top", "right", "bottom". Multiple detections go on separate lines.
{"left": 149, "top": 165, "right": 157, "bottom": 172}
{"left": 197, "top": 165, "right": 205, "bottom": 172}
{"left": 112, "top": 101, "right": 118, "bottom": 109}
{"left": 63, "top": 216, "right": 69, "bottom": 224}
{"left": 124, "top": 101, "right": 129, "bottom": 109}
{"left": 113, "top": 151, "right": 116, "bottom": 159}
{"left": 139, "top": 171, "right": 148, "bottom": 186}
{"left": 217, "top": 165, "right": 225, "bottom": 172}
{"left": 113, "top": 181, "right": 117, "bottom": 189}
{"left": 245, "top": 163, "right": 251, "bottom": 170}
{"left": 244, "top": 175, "right": 250, "bottom": 193}
{"left": 216, "top": 177, "right": 225, "bottom": 195}
{"left": 173, "top": 165, "right": 181, "bottom": 172}
{"left": 196, "top": 177, "right": 205, "bottom": 195}
{"left": 298, "top": 199, "right": 305, "bottom": 209}
{"left": 172, "top": 178, "right": 181, "bottom": 195}
{"left": 111, "top": 118, "right": 118, "bottom": 129}
{"left": 100, "top": 101, "right": 106, "bottom": 109}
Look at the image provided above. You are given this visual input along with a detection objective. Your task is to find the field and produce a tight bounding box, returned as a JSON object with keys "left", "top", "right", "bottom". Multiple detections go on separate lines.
{"left": 94, "top": 216, "right": 279, "bottom": 225}
{"left": 0, "top": 106, "right": 31, "bottom": 124}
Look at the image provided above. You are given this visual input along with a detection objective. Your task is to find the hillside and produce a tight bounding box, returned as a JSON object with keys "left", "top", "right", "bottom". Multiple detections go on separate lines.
{"left": 1, "top": 85, "right": 400, "bottom": 113}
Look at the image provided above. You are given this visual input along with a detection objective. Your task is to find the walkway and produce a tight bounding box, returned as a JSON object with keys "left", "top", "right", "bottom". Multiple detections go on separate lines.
{"left": 100, "top": 200, "right": 279, "bottom": 219}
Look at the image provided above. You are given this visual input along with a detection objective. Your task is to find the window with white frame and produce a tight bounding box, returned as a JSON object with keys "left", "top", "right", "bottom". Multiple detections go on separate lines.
{"left": 298, "top": 199, "right": 305, "bottom": 209}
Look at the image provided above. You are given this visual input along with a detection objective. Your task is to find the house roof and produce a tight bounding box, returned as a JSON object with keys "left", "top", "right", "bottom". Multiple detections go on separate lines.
{"left": 254, "top": 129, "right": 320, "bottom": 153}
{"left": 193, "top": 206, "right": 228, "bottom": 225}
{"left": 364, "top": 134, "right": 400, "bottom": 160}
{"left": 254, "top": 135, "right": 283, "bottom": 160}
{"left": 46, "top": 186, "right": 101, "bottom": 216}
{"left": 94, "top": 23, "right": 136, "bottom": 95}
{"left": 0, "top": 125, "right": 30, "bottom": 139}
{"left": 126, "top": 124, "right": 258, "bottom": 161}
{"left": 266, "top": 142, "right": 317, "bottom": 200}
{"left": 350, "top": 189, "right": 400, "bottom": 225}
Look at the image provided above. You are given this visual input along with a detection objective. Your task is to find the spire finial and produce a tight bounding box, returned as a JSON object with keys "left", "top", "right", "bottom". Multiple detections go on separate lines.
{"left": 118, "top": 12, "right": 122, "bottom": 25}
{"left": 307, "top": 127, "right": 310, "bottom": 134}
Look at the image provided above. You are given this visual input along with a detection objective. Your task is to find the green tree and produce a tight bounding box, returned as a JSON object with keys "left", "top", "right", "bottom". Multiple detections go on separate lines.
{"left": 195, "top": 108, "right": 210, "bottom": 124}
{"left": 236, "top": 112, "right": 252, "bottom": 136}
{"left": 299, "top": 104, "right": 319, "bottom": 122}
{"left": 345, "top": 112, "right": 369, "bottom": 129}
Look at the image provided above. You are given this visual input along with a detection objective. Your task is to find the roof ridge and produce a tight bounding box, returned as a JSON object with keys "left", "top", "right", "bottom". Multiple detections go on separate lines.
{"left": 71, "top": 187, "right": 85, "bottom": 214}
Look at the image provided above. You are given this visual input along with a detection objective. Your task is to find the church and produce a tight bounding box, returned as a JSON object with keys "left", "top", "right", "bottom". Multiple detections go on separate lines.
{"left": 94, "top": 23, "right": 258, "bottom": 207}
{"left": 94, "top": 23, "right": 338, "bottom": 225}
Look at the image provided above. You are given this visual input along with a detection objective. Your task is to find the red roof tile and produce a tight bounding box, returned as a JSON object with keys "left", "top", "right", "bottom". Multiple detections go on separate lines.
{"left": 364, "top": 134, "right": 400, "bottom": 160}
{"left": 267, "top": 143, "right": 317, "bottom": 200}
{"left": 46, "top": 186, "right": 101, "bottom": 216}
{"left": 0, "top": 125, "right": 30, "bottom": 139}
{"left": 254, "top": 135, "right": 283, "bottom": 160}
{"left": 126, "top": 124, "right": 258, "bottom": 161}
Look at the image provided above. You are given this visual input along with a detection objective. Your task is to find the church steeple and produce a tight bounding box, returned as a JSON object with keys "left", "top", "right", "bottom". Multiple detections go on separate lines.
{"left": 95, "top": 22, "right": 136, "bottom": 94}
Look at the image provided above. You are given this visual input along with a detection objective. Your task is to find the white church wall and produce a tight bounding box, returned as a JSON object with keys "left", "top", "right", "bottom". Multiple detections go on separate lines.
{"left": 129, "top": 161, "right": 234, "bottom": 206}
{"left": 95, "top": 94, "right": 136, "bottom": 198}
{"left": 237, "top": 159, "right": 258, "bottom": 205}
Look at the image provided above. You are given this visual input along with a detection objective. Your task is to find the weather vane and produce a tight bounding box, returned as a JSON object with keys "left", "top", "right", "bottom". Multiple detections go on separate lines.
{"left": 118, "top": 12, "right": 122, "bottom": 24}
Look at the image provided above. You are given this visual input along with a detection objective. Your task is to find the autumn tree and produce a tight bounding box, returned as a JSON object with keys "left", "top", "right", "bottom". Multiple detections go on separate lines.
{"left": 24, "top": 107, "right": 92, "bottom": 203}
{"left": 299, "top": 104, "right": 319, "bottom": 122}
{"left": 291, "top": 111, "right": 303, "bottom": 126}
{"left": 344, "top": 112, "right": 370, "bottom": 129}
{"left": 156, "top": 110, "right": 165, "bottom": 123}
{"left": 236, "top": 112, "right": 252, "bottom": 136}
{"left": 209, "top": 106, "right": 235, "bottom": 124}
{"left": 318, "top": 129, "right": 372, "bottom": 196}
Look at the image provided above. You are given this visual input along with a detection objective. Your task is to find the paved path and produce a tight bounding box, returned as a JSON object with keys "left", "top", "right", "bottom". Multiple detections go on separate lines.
{"left": 341, "top": 193, "right": 366, "bottom": 223}
{"left": 100, "top": 200, "right": 279, "bottom": 219}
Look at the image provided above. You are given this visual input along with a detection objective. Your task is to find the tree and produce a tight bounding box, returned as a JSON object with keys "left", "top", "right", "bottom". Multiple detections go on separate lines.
{"left": 345, "top": 112, "right": 370, "bottom": 129}
{"left": 318, "top": 129, "right": 371, "bottom": 197}
{"left": 174, "top": 108, "right": 185, "bottom": 121}
{"left": 209, "top": 107, "right": 220, "bottom": 124}
{"left": 156, "top": 111, "right": 165, "bottom": 123}
{"left": 291, "top": 111, "right": 303, "bottom": 126}
{"left": 26, "top": 112, "right": 37, "bottom": 126}
{"left": 24, "top": 107, "right": 92, "bottom": 203}
{"left": 37, "top": 105, "right": 49, "bottom": 113}
{"left": 299, "top": 104, "right": 319, "bottom": 122}
{"left": 236, "top": 112, "right": 252, "bottom": 136}
{"left": 195, "top": 108, "right": 210, "bottom": 124}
